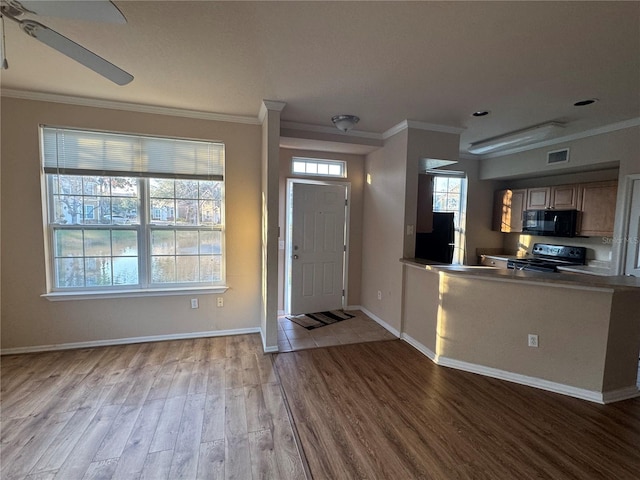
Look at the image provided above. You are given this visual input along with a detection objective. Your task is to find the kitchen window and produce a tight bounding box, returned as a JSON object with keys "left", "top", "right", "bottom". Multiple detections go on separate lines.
{"left": 41, "top": 127, "right": 225, "bottom": 297}
{"left": 431, "top": 172, "right": 467, "bottom": 264}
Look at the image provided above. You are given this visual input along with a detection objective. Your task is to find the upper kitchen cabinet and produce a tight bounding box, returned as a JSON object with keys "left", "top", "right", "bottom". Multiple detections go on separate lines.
{"left": 550, "top": 184, "right": 580, "bottom": 209}
{"left": 493, "top": 189, "right": 525, "bottom": 232}
{"left": 526, "top": 187, "right": 550, "bottom": 209}
{"left": 578, "top": 181, "right": 618, "bottom": 237}
{"left": 525, "top": 185, "right": 580, "bottom": 210}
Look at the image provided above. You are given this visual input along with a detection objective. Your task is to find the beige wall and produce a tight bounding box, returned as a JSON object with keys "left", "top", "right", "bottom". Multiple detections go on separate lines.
{"left": 403, "top": 264, "right": 640, "bottom": 395}
{"left": 402, "top": 266, "right": 440, "bottom": 352}
{"left": 277, "top": 148, "right": 364, "bottom": 311}
{"left": 1, "top": 98, "right": 263, "bottom": 350}
{"left": 361, "top": 130, "right": 408, "bottom": 330}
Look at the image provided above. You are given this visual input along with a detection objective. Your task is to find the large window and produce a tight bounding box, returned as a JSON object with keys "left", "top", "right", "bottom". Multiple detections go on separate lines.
{"left": 41, "top": 127, "right": 224, "bottom": 292}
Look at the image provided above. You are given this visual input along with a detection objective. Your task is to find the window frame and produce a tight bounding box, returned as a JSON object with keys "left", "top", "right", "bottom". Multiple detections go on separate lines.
{"left": 427, "top": 170, "right": 468, "bottom": 265}
{"left": 40, "top": 127, "right": 227, "bottom": 300}
{"left": 291, "top": 157, "right": 347, "bottom": 178}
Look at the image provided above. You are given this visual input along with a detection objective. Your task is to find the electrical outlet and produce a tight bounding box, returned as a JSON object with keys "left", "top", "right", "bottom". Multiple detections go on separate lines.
{"left": 528, "top": 334, "right": 539, "bottom": 348}
{"left": 377, "top": 290, "right": 382, "bottom": 300}
{"left": 406, "top": 224, "right": 414, "bottom": 236}
{"left": 217, "top": 297, "right": 224, "bottom": 308}
{"left": 190, "top": 298, "right": 199, "bottom": 309}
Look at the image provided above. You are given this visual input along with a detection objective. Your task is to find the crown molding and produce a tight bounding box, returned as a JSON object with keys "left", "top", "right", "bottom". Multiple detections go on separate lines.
{"left": 259, "top": 99, "right": 287, "bottom": 123}
{"left": 479, "top": 117, "right": 640, "bottom": 159}
{"left": 0, "top": 89, "right": 262, "bottom": 125}
{"left": 280, "top": 120, "right": 382, "bottom": 140}
{"left": 383, "top": 119, "right": 465, "bottom": 139}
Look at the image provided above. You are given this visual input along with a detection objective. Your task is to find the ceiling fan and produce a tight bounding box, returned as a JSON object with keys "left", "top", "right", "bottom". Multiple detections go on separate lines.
{"left": 0, "top": 0, "right": 133, "bottom": 85}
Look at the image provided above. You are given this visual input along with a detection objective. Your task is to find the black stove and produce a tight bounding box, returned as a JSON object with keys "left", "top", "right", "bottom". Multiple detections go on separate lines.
{"left": 507, "top": 243, "right": 587, "bottom": 273}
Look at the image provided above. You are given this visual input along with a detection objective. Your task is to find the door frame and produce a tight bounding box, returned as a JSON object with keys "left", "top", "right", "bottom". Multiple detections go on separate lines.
{"left": 618, "top": 173, "right": 640, "bottom": 275}
{"left": 285, "top": 178, "right": 351, "bottom": 314}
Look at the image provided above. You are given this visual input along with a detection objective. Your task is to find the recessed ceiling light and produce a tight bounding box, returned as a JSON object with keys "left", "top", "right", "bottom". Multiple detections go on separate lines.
{"left": 574, "top": 98, "right": 598, "bottom": 107}
{"left": 471, "top": 111, "right": 490, "bottom": 117}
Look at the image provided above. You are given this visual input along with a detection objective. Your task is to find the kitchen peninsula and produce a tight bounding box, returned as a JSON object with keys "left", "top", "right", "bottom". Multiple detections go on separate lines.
{"left": 400, "top": 258, "right": 640, "bottom": 403}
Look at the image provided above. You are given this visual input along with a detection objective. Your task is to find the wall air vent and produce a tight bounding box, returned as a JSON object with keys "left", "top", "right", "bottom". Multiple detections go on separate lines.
{"left": 547, "top": 148, "right": 569, "bottom": 165}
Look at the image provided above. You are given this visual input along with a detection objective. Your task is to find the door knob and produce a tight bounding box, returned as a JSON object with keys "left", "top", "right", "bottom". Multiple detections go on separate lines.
{"left": 293, "top": 255, "right": 299, "bottom": 260}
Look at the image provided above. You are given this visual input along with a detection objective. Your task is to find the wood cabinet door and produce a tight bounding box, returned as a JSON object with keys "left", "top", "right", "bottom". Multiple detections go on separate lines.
{"left": 578, "top": 181, "right": 618, "bottom": 236}
{"left": 551, "top": 184, "right": 580, "bottom": 209}
{"left": 526, "top": 187, "right": 550, "bottom": 210}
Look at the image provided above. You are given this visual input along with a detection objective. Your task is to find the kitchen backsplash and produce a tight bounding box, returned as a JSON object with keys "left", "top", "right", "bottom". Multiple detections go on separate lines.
{"left": 504, "top": 234, "right": 612, "bottom": 262}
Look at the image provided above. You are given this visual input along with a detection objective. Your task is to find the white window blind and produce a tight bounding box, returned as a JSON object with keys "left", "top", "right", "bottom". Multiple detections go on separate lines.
{"left": 42, "top": 127, "right": 224, "bottom": 180}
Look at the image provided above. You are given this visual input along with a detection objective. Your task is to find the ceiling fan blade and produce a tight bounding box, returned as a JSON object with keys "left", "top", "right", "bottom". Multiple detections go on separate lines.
{"left": 14, "top": 1, "right": 126, "bottom": 23}
{"left": 20, "top": 20, "right": 133, "bottom": 85}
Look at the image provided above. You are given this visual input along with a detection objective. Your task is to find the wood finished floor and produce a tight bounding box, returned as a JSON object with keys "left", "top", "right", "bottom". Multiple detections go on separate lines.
{"left": 0, "top": 334, "right": 306, "bottom": 480}
{"left": 275, "top": 340, "right": 640, "bottom": 480}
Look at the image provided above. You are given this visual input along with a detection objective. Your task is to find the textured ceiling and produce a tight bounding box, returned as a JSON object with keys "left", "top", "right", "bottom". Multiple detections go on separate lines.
{"left": 1, "top": 1, "right": 639, "bottom": 155}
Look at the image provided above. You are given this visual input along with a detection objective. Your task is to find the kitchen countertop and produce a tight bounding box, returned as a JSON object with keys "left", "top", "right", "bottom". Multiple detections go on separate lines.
{"left": 557, "top": 264, "right": 613, "bottom": 276}
{"left": 480, "top": 254, "right": 616, "bottom": 277}
{"left": 401, "top": 258, "right": 640, "bottom": 290}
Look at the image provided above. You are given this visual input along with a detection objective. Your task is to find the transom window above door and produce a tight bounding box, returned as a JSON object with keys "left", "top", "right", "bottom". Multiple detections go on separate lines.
{"left": 292, "top": 157, "right": 347, "bottom": 178}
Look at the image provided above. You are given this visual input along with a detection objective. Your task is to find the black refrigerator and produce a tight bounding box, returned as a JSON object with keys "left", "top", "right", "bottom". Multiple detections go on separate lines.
{"left": 415, "top": 212, "right": 455, "bottom": 264}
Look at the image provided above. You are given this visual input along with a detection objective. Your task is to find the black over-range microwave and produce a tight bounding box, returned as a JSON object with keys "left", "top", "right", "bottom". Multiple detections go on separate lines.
{"left": 522, "top": 209, "right": 579, "bottom": 237}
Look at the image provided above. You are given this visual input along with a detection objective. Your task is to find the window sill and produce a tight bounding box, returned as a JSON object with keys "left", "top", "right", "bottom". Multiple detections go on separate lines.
{"left": 41, "top": 286, "right": 228, "bottom": 302}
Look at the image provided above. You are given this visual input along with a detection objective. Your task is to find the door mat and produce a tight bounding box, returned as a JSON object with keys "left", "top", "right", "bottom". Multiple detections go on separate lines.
{"left": 286, "top": 310, "right": 355, "bottom": 330}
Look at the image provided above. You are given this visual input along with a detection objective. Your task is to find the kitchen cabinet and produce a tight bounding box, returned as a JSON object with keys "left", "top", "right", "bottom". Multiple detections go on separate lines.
{"left": 493, "top": 189, "right": 526, "bottom": 232}
{"left": 550, "top": 184, "right": 580, "bottom": 209}
{"left": 578, "top": 181, "right": 618, "bottom": 236}
{"left": 526, "top": 185, "right": 580, "bottom": 210}
{"left": 526, "top": 187, "right": 550, "bottom": 209}
{"left": 416, "top": 174, "right": 434, "bottom": 233}
{"left": 480, "top": 255, "right": 509, "bottom": 269}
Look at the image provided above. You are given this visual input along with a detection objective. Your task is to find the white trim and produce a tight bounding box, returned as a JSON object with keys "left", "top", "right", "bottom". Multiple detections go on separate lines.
{"left": 382, "top": 119, "right": 465, "bottom": 140}
{"left": 479, "top": 117, "right": 640, "bottom": 159}
{"left": 1, "top": 89, "right": 261, "bottom": 125}
{"left": 260, "top": 327, "right": 279, "bottom": 353}
{"left": 401, "top": 333, "right": 437, "bottom": 361}
{"left": 618, "top": 174, "right": 640, "bottom": 276}
{"left": 280, "top": 121, "right": 381, "bottom": 140}
{"left": 0, "top": 327, "right": 261, "bottom": 356}
{"left": 42, "top": 286, "right": 228, "bottom": 301}
{"left": 358, "top": 306, "right": 401, "bottom": 337}
{"left": 259, "top": 100, "right": 287, "bottom": 123}
{"left": 398, "top": 334, "right": 640, "bottom": 404}
{"left": 601, "top": 386, "right": 640, "bottom": 403}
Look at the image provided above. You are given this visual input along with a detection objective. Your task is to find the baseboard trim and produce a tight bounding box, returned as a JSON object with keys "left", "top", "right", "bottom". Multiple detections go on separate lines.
{"left": 0, "top": 327, "right": 262, "bottom": 355}
{"left": 400, "top": 334, "right": 637, "bottom": 404}
{"left": 401, "top": 333, "right": 436, "bottom": 361}
{"left": 601, "top": 386, "right": 640, "bottom": 403}
{"left": 357, "top": 306, "right": 401, "bottom": 337}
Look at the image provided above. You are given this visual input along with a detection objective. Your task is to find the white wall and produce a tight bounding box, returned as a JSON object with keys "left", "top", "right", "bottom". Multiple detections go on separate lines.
{"left": 1, "top": 98, "right": 263, "bottom": 350}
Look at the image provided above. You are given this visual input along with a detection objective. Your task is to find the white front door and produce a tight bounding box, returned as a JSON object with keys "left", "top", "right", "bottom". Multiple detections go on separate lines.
{"left": 624, "top": 178, "right": 640, "bottom": 277}
{"left": 288, "top": 182, "right": 347, "bottom": 315}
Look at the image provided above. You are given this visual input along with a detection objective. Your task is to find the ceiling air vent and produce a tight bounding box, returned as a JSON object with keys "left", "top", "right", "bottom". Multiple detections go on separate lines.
{"left": 547, "top": 148, "right": 569, "bottom": 165}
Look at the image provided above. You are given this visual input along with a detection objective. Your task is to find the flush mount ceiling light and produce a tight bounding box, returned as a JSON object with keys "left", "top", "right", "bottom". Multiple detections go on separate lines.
{"left": 468, "top": 122, "right": 565, "bottom": 155}
{"left": 574, "top": 98, "right": 599, "bottom": 107}
{"left": 331, "top": 114, "right": 360, "bottom": 132}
